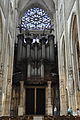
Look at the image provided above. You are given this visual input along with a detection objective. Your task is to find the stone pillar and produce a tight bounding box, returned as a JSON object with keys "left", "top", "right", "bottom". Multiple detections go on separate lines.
{"left": 17, "top": 34, "right": 24, "bottom": 61}
{"left": 59, "top": 76, "right": 67, "bottom": 115}
{"left": 41, "top": 60, "right": 44, "bottom": 78}
{"left": 48, "top": 35, "right": 54, "bottom": 61}
{"left": 47, "top": 81, "right": 53, "bottom": 115}
{"left": 46, "top": 87, "right": 48, "bottom": 114}
{"left": 0, "top": 69, "right": 3, "bottom": 115}
{"left": 23, "top": 87, "right": 26, "bottom": 114}
{"left": 68, "top": 67, "right": 77, "bottom": 112}
{"left": 18, "top": 81, "right": 24, "bottom": 116}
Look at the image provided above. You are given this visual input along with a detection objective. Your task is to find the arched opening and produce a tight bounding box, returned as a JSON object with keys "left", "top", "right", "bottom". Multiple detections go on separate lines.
{"left": 71, "top": 14, "right": 80, "bottom": 109}
{"left": 59, "top": 36, "right": 68, "bottom": 115}
{"left": 72, "top": 15, "right": 79, "bottom": 88}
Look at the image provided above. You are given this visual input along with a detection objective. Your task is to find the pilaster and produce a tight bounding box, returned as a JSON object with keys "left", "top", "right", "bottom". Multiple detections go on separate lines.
{"left": 18, "top": 81, "right": 24, "bottom": 116}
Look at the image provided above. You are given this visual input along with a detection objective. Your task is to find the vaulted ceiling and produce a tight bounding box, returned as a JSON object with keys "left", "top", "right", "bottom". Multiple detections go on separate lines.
{"left": 17, "top": 0, "right": 57, "bottom": 20}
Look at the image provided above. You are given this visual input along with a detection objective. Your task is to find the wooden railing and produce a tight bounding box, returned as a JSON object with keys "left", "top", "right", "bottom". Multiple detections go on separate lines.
{"left": 0, "top": 115, "right": 80, "bottom": 120}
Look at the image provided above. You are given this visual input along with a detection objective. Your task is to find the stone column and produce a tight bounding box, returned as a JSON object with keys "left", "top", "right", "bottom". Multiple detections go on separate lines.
{"left": 59, "top": 76, "right": 67, "bottom": 115}
{"left": 47, "top": 81, "right": 53, "bottom": 115}
{"left": 0, "top": 69, "right": 3, "bottom": 115}
{"left": 41, "top": 60, "right": 44, "bottom": 78}
{"left": 68, "top": 67, "right": 77, "bottom": 112}
{"left": 17, "top": 34, "right": 24, "bottom": 61}
{"left": 18, "top": 81, "right": 24, "bottom": 116}
{"left": 48, "top": 35, "right": 54, "bottom": 61}
{"left": 23, "top": 87, "right": 26, "bottom": 114}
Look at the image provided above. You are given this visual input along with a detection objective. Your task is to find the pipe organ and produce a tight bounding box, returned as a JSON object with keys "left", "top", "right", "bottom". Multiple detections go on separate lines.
{"left": 16, "top": 34, "right": 55, "bottom": 81}
{"left": 12, "top": 33, "right": 59, "bottom": 116}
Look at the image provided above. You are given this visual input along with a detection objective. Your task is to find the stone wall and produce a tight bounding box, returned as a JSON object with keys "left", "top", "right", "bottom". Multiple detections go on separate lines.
{"left": 56, "top": 0, "right": 80, "bottom": 115}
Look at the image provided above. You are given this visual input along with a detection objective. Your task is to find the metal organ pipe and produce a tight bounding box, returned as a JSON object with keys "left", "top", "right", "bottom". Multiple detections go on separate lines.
{"left": 25, "top": 37, "right": 32, "bottom": 58}
{"left": 38, "top": 66, "right": 40, "bottom": 76}
{"left": 48, "top": 35, "right": 54, "bottom": 61}
{"left": 17, "top": 34, "right": 24, "bottom": 61}
{"left": 27, "top": 44, "right": 30, "bottom": 58}
{"left": 40, "top": 37, "right": 46, "bottom": 59}
{"left": 25, "top": 37, "right": 32, "bottom": 78}
{"left": 34, "top": 42, "right": 38, "bottom": 60}
{"left": 27, "top": 60, "right": 31, "bottom": 78}
{"left": 35, "top": 61, "right": 37, "bottom": 76}
{"left": 22, "top": 45, "right": 26, "bottom": 59}
{"left": 46, "top": 44, "right": 49, "bottom": 60}
{"left": 41, "top": 60, "right": 44, "bottom": 78}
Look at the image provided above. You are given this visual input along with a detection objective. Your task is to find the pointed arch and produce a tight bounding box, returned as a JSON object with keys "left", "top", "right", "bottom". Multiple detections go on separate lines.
{"left": 69, "top": 13, "right": 80, "bottom": 111}
{"left": 70, "top": 14, "right": 79, "bottom": 86}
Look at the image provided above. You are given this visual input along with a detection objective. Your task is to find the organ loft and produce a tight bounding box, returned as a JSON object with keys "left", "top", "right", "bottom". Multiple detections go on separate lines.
{"left": 6, "top": 7, "right": 60, "bottom": 116}
{"left": 11, "top": 26, "right": 60, "bottom": 116}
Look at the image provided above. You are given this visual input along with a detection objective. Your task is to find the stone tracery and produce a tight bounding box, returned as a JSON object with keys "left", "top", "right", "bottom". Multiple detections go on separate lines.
{"left": 21, "top": 8, "right": 51, "bottom": 30}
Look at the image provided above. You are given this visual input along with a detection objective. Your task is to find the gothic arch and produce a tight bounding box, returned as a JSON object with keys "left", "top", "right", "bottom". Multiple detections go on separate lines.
{"left": 18, "top": 0, "right": 55, "bottom": 24}
{"left": 70, "top": 13, "right": 80, "bottom": 91}
{"left": 71, "top": 14, "right": 80, "bottom": 110}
